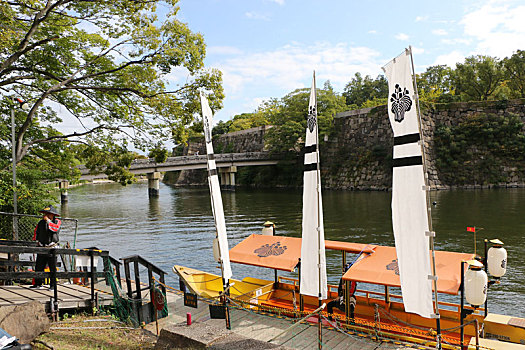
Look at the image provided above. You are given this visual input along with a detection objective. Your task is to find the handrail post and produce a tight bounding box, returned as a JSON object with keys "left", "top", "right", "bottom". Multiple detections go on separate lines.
{"left": 123, "top": 259, "right": 133, "bottom": 300}
{"left": 90, "top": 250, "right": 95, "bottom": 313}
{"left": 51, "top": 248, "right": 58, "bottom": 320}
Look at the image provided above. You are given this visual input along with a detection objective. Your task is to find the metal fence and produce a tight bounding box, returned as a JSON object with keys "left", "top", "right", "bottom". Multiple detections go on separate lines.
{"left": 0, "top": 212, "right": 78, "bottom": 248}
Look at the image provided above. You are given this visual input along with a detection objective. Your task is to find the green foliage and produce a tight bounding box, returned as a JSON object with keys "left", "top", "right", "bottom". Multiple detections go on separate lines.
{"left": 454, "top": 55, "right": 505, "bottom": 101}
{"left": 264, "top": 85, "right": 347, "bottom": 153}
{"left": 1, "top": 0, "right": 223, "bottom": 210}
{"left": 343, "top": 73, "right": 388, "bottom": 108}
{"left": 0, "top": 168, "right": 56, "bottom": 217}
{"left": 503, "top": 50, "right": 525, "bottom": 98}
{"left": 148, "top": 147, "right": 169, "bottom": 163}
{"left": 212, "top": 120, "right": 232, "bottom": 136}
{"left": 434, "top": 113, "right": 525, "bottom": 185}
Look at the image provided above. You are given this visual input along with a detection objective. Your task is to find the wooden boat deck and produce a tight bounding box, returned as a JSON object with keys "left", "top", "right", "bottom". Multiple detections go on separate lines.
{"left": 0, "top": 282, "right": 113, "bottom": 311}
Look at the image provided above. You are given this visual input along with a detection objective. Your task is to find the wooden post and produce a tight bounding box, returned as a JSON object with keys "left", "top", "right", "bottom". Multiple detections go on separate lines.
{"left": 134, "top": 260, "right": 142, "bottom": 300}
{"left": 51, "top": 249, "right": 58, "bottom": 318}
{"left": 90, "top": 250, "right": 96, "bottom": 312}
{"left": 124, "top": 260, "right": 133, "bottom": 299}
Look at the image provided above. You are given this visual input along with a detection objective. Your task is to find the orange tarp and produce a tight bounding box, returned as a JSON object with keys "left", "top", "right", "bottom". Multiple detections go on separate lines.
{"left": 229, "top": 235, "right": 376, "bottom": 271}
{"left": 229, "top": 234, "right": 301, "bottom": 272}
{"left": 325, "top": 240, "right": 375, "bottom": 254}
{"left": 342, "top": 245, "right": 475, "bottom": 295}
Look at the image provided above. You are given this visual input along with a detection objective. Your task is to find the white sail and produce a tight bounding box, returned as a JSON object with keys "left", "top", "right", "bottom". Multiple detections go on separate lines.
{"left": 200, "top": 93, "right": 233, "bottom": 282}
{"left": 300, "top": 73, "right": 327, "bottom": 299}
{"left": 382, "top": 49, "right": 433, "bottom": 317}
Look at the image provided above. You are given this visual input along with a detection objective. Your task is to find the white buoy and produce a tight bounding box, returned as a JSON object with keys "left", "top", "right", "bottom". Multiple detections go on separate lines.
{"left": 261, "top": 221, "right": 275, "bottom": 236}
{"left": 487, "top": 239, "right": 507, "bottom": 278}
{"left": 465, "top": 260, "right": 488, "bottom": 307}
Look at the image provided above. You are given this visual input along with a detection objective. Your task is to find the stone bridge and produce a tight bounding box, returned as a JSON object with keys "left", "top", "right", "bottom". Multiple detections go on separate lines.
{"left": 74, "top": 152, "right": 281, "bottom": 197}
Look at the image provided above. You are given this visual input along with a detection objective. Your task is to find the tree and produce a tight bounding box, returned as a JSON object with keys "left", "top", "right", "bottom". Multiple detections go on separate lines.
{"left": 454, "top": 55, "right": 504, "bottom": 101}
{"left": 416, "top": 65, "right": 457, "bottom": 103}
{"left": 342, "top": 73, "right": 388, "bottom": 108}
{"left": 265, "top": 85, "right": 347, "bottom": 153}
{"left": 0, "top": 0, "right": 223, "bottom": 213}
{"left": 503, "top": 50, "right": 525, "bottom": 98}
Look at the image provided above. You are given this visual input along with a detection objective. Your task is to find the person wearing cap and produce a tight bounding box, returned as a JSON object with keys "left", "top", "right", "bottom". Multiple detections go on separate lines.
{"left": 327, "top": 262, "right": 357, "bottom": 321}
{"left": 31, "top": 205, "right": 61, "bottom": 289}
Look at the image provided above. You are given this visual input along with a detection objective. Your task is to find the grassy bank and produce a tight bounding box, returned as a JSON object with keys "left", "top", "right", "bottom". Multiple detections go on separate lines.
{"left": 32, "top": 314, "right": 156, "bottom": 350}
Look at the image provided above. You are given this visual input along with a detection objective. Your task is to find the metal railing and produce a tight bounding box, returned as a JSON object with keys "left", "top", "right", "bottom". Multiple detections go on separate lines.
{"left": 0, "top": 240, "right": 118, "bottom": 319}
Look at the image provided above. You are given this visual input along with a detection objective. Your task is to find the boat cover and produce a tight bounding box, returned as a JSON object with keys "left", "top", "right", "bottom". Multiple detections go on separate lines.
{"left": 342, "top": 245, "right": 475, "bottom": 295}
{"left": 229, "top": 234, "right": 301, "bottom": 272}
{"left": 229, "top": 235, "right": 377, "bottom": 271}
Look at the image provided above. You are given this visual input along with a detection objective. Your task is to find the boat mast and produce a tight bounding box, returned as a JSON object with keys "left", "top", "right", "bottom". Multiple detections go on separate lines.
{"left": 313, "top": 71, "right": 323, "bottom": 350}
{"left": 201, "top": 92, "right": 231, "bottom": 330}
{"left": 408, "top": 46, "right": 442, "bottom": 349}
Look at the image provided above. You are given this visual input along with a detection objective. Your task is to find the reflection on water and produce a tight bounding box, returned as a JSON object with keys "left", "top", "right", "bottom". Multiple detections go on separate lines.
{"left": 63, "top": 182, "right": 525, "bottom": 317}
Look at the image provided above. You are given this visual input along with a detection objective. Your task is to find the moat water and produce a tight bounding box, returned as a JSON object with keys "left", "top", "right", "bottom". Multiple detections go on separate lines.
{"left": 60, "top": 182, "right": 525, "bottom": 317}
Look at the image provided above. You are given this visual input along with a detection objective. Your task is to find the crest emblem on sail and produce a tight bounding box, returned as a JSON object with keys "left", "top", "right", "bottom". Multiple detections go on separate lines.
{"left": 307, "top": 105, "right": 317, "bottom": 133}
{"left": 203, "top": 117, "right": 212, "bottom": 144}
{"left": 254, "top": 242, "right": 287, "bottom": 257}
{"left": 390, "top": 84, "right": 412, "bottom": 122}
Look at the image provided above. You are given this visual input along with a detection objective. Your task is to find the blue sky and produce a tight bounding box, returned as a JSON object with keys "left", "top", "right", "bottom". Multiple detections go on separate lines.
{"left": 172, "top": 0, "right": 525, "bottom": 123}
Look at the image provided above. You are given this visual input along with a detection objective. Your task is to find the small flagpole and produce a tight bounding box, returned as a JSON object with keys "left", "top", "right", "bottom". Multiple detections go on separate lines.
{"left": 474, "top": 227, "right": 476, "bottom": 255}
{"left": 409, "top": 46, "right": 442, "bottom": 350}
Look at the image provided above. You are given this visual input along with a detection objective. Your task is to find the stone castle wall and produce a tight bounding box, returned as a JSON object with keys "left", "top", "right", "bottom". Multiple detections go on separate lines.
{"left": 322, "top": 99, "right": 525, "bottom": 190}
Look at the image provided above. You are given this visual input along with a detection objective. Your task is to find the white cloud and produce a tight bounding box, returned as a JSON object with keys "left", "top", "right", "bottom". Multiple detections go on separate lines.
{"left": 441, "top": 38, "right": 471, "bottom": 46}
{"left": 395, "top": 33, "right": 409, "bottom": 41}
{"left": 206, "top": 42, "right": 383, "bottom": 120}
{"left": 266, "top": 0, "right": 284, "bottom": 5}
{"left": 433, "top": 51, "right": 465, "bottom": 67}
{"left": 415, "top": 16, "right": 428, "bottom": 22}
{"left": 432, "top": 29, "right": 448, "bottom": 36}
{"left": 411, "top": 46, "right": 425, "bottom": 55}
{"left": 215, "top": 42, "right": 382, "bottom": 93}
{"left": 245, "top": 12, "right": 270, "bottom": 21}
{"left": 460, "top": 2, "right": 525, "bottom": 57}
{"left": 368, "top": 30, "right": 377, "bottom": 34}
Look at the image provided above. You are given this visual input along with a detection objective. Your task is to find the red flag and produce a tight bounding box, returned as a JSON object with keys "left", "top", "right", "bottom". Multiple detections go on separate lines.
{"left": 467, "top": 227, "right": 476, "bottom": 232}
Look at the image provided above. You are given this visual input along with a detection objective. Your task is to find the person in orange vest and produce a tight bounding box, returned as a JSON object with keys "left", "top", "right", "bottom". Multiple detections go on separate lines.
{"left": 30, "top": 205, "right": 61, "bottom": 289}
{"left": 327, "top": 262, "right": 357, "bottom": 321}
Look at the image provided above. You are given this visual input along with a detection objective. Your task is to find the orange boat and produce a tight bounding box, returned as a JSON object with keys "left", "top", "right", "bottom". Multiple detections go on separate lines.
{"left": 174, "top": 233, "right": 525, "bottom": 349}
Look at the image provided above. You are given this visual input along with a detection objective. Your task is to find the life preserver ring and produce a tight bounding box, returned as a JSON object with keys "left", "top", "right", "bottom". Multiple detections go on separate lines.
{"left": 152, "top": 288, "right": 165, "bottom": 311}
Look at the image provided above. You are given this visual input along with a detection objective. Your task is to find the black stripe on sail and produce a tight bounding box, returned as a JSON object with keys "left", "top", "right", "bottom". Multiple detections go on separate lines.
{"left": 304, "top": 145, "right": 317, "bottom": 154}
{"left": 207, "top": 153, "right": 215, "bottom": 160}
{"left": 392, "top": 156, "right": 423, "bottom": 168}
{"left": 209, "top": 168, "right": 218, "bottom": 176}
{"left": 304, "top": 163, "right": 318, "bottom": 172}
{"left": 394, "top": 133, "right": 420, "bottom": 146}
